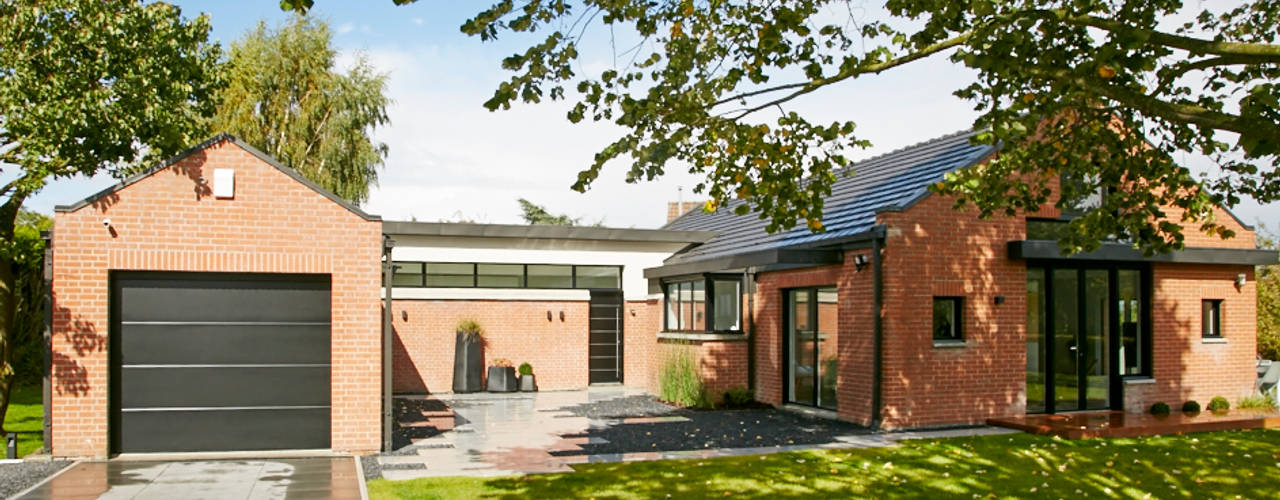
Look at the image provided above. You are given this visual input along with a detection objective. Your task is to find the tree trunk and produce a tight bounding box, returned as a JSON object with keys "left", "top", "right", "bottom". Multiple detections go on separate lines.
{"left": 0, "top": 199, "right": 22, "bottom": 434}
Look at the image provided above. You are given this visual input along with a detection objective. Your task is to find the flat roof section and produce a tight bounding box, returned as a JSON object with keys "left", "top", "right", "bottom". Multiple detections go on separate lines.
{"left": 382, "top": 220, "right": 717, "bottom": 244}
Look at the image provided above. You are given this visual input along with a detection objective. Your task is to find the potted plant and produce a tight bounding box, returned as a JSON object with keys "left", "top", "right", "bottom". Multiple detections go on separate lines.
{"left": 452, "top": 318, "right": 485, "bottom": 393}
{"left": 518, "top": 362, "right": 536, "bottom": 392}
{"left": 486, "top": 358, "right": 518, "bottom": 393}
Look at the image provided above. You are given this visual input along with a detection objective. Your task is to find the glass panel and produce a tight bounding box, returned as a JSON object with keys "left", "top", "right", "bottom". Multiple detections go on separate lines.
{"left": 476, "top": 264, "right": 523, "bottom": 288}
{"left": 933, "top": 299, "right": 959, "bottom": 340}
{"left": 392, "top": 262, "right": 424, "bottom": 287}
{"left": 526, "top": 264, "right": 572, "bottom": 288}
{"left": 1027, "top": 219, "right": 1070, "bottom": 240}
{"left": 816, "top": 287, "right": 839, "bottom": 410}
{"left": 424, "top": 263, "right": 474, "bottom": 287}
{"left": 680, "top": 282, "right": 693, "bottom": 330}
{"left": 1026, "top": 268, "right": 1047, "bottom": 413}
{"left": 691, "top": 281, "right": 706, "bottom": 331}
{"left": 712, "top": 280, "right": 741, "bottom": 331}
{"left": 1202, "top": 300, "right": 1221, "bottom": 337}
{"left": 576, "top": 266, "right": 621, "bottom": 289}
{"left": 665, "top": 282, "right": 680, "bottom": 330}
{"left": 788, "top": 290, "right": 816, "bottom": 406}
{"left": 1118, "top": 269, "right": 1143, "bottom": 375}
{"left": 1052, "top": 269, "right": 1080, "bottom": 412}
{"left": 1084, "top": 269, "right": 1110, "bottom": 410}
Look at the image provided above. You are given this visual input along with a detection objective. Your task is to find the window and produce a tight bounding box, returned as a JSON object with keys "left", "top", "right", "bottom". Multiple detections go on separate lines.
{"left": 1202, "top": 300, "right": 1223, "bottom": 338}
{"left": 392, "top": 262, "right": 425, "bottom": 287}
{"left": 526, "top": 264, "right": 573, "bottom": 288}
{"left": 390, "top": 262, "right": 622, "bottom": 290}
{"left": 663, "top": 275, "right": 741, "bottom": 332}
{"left": 933, "top": 297, "right": 962, "bottom": 341}
{"left": 576, "top": 266, "right": 622, "bottom": 289}
{"left": 425, "top": 263, "right": 474, "bottom": 287}
{"left": 1026, "top": 218, "right": 1071, "bottom": 241}
{"left": 477, "top": 264, "right": 523, "bottom": 288}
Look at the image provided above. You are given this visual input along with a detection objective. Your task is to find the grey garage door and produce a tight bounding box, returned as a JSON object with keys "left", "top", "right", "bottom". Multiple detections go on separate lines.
{"left": 110, "top": 272, "right": 331, "bottom": 453}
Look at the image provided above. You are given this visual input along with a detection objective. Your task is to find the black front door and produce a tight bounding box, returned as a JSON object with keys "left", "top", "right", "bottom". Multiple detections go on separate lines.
{"left": 588, "top": 289, "right": 623, "bottom": 384}
{"left": 110, "top": 271, "right": 332, "bottom": 453}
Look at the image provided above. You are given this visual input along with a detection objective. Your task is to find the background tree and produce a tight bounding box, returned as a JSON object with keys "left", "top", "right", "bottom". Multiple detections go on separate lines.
{"left": 518, "top": 198, "right": 584, "bottom": 226}
{"left": 9, "top": 211, "right": 50, "bottom": 390}
{"left": 0, "top": 0, "right": 222, "bottom": 432}
{"left": 213, "top": 16, "right": 391, "bottom": 204}
{"left": 287, "top": 0, "right": 1279, "bottom": 254}
{"left": 1259, "top": 226, "right": 1279, "bottom": 361}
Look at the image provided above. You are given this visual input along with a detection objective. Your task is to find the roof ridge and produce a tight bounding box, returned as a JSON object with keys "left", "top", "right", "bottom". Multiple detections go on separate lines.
{"left": 837, "top": 127, "right": 981, "bottom": 177}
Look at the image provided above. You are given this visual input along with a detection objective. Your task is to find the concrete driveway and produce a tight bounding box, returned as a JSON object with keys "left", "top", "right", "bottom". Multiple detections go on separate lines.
{"left": 13, "top": 457, "right": 362, "bottom": 500}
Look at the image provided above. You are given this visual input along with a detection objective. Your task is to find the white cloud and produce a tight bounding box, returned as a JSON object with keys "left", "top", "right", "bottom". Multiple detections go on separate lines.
{"left": 411, "top": 18, "right": 424, "bottom": 25}
{"left": 336, "top": 23, "right": 354, "bottom": 35}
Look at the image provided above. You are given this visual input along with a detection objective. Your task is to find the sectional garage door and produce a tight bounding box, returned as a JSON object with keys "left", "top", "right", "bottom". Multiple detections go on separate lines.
{"left": 110, "top": 272, "right": 332, "bottom": 453}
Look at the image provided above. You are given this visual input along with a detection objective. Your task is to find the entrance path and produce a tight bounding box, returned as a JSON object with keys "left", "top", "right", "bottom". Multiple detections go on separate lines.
{"left": 371, "top": 387, "right": 1016, "bottom": 480}
{"left": 13, "top": 457, "right": 361, "bottom": 500}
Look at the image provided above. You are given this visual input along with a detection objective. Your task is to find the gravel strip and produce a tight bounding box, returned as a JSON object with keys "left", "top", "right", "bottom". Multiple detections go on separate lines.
{"left": 0, "top": 461, "right": 71, "bottom": 499}
{"left": 552, "top": 395, "right": 680, "bottom": 419}
{"left": 360, "top": 455, "right": 382, "bottom": 481}
{"left": 551, "top": 408, "right": 870, "bottom": 456}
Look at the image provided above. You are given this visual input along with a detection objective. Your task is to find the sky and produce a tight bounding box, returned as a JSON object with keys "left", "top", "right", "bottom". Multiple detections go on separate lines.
{"left": 18, "top": 0, "right": 1279, "bottom": 233}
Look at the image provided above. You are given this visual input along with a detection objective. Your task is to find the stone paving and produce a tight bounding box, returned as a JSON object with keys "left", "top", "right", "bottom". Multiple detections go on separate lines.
{"left": 373, "top": 387, "right": 1016, "bottom": 480}
{"left": 13, "top": 457, "right": 361, "bottom": 500}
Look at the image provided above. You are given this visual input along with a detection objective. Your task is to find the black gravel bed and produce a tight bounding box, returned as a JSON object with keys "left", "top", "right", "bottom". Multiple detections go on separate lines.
{"left": 552, "top": 395, "right": 680, "bottom": 419}
{"left": 551, "top": 408, "right": 870, "bottom": 456}
{"left": 360, "top": 455, "right": 382, "bottom": 481}
{"left": 0, "top": 460, "right": 71, "bottom": 499}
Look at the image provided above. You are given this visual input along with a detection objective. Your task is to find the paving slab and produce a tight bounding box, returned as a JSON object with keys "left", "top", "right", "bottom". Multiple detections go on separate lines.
{"left": 13, "top": 457, "right": 359, "bottom": 500}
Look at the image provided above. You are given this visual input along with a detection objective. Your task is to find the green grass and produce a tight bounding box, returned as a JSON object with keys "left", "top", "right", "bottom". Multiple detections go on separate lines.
{"left": 2, "top": 384, "right": 44, "bottom": 458}
{"left": 369, "top": 429, "right": 1280, "bottom": 499}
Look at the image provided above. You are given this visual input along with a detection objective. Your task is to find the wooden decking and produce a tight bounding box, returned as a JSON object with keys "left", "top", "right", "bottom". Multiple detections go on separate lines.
{"left": 988, "top": 409, "right": 1280, "bottom": 439}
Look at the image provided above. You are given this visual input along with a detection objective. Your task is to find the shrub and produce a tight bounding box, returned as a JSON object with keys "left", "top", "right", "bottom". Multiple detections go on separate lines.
{"left": 1207, "top": 396, "right": 1230, "bottom": 412}
{"left": 1182, "top": 400, "right": 1201, "bottom": 413}
{"left": 723, "top": 387, "right": 754, "bottom": 407}
{"left": 658, "top": 349, "right": 710, "bottom": 409}
{"left": 1149, "top": 402, "right": 1171, "bottom": 415}
{"left": 1237, "top": 393, "right": 1278, "bottom": 411}
{"left": 456, "top": 318, "right": 484, "bottom": 341}
{"left": 518, "top": 362, "right": 533, "bottom": 375}
{"left": 492, "top": 358, "right": 513, "bottom": 368}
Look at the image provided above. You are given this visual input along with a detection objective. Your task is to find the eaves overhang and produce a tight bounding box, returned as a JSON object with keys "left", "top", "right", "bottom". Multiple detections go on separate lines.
{"left": 643, "top": 247, "right": 843, "bottom": 279}
{"left": 383, "top": 220, "right": 717, "bottom": 244}
{"left": 1008, "top": 240, "right": 1279, "bottom": 266}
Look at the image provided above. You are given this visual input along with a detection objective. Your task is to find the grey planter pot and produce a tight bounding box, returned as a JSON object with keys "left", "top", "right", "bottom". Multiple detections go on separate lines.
{"left": 519, "top": 374, "right": 537, "bottom": 392}
{"left": 452, "top": 332, "right": 484, "bottom": 393}
{"left": 486, "top": 366, "right": 518, "bottom": 393}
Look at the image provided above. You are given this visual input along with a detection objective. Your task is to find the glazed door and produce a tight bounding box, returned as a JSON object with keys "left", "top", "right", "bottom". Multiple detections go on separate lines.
{"left": 1033, "top": 266, "right": 1120, "bottom": 413}
{"left": 785, "top": 287, "right": 838, "bottom": 410}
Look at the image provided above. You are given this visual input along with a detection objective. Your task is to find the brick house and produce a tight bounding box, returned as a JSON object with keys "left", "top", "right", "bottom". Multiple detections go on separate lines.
{"left": 47, "top": 131, "right": 1274, "bottom": 457}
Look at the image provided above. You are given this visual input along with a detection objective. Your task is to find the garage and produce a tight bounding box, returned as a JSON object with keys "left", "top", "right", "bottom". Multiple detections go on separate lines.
{"left": 110, "top": 271, "right": 332, "bottom": 453}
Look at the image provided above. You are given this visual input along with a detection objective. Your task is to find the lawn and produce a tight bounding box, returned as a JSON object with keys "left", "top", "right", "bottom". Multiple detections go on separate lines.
{"left": 369, "top": 429, "right": 1280, "bottom": 499}
{"left": 2, "top": 384, "right": 44, "bottom": 458}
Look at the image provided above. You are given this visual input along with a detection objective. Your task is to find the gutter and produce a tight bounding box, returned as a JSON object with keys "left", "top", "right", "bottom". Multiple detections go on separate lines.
{"left": 381, "top": 236, "right": 396, "bottom": 452}
{"left": 870, "top": 230, "right": 884, "bottom": 430}
{"left": 41, "top": 230, "right": 52, "bottom": 454}
{"left": 744, "top": 268, "right": 756, "bottom": 394}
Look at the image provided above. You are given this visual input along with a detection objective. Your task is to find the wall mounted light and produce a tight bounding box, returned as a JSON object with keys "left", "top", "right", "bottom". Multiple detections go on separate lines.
{"left": 559, "top": 310, "right": 566, "bottom": 322}
{"left": 853, "top": 254, "right": 870, "bottom": 272}
{"left": 994, "top": 296, "right": 1005, "bottom": 305}
{"left": 1236, "top": 273, "right": 1247, "bottom": 289}
{"left": 401, "top": 310, "right": 408, "bottom": 321}
{"left": 546, "top": 310, "right": 553, "bottom": 321}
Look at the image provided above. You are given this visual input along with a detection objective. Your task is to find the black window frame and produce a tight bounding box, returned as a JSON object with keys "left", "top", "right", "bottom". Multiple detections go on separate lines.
{"left": 1202, "top": 299, "right": 1223, "bottom": 338}
{"left": 932, "top": 297, "right": 964, "bottom": 342}
{"left": 661, "top": 273, "right": 743, "bottom": 334}
{"left": 388, "top": 261, "right": 623, "bottom": 290}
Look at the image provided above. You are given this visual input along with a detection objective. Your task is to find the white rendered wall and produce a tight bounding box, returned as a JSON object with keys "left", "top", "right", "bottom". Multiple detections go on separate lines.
{"left": 387, "top": 234, "right": 688, "bottom": 301}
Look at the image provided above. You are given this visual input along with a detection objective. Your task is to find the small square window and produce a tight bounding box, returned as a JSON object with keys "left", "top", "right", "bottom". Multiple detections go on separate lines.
{"left": 933, "top": 297, "right": 963, "bottom": 341}
{"left": 1202, "top": 300, "right": 1222, "bottom": 338}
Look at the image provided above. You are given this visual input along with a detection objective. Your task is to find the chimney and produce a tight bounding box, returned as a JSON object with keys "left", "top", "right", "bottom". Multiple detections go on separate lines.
{"left": 666, "top": 201, "right": 704, "bottom": 223}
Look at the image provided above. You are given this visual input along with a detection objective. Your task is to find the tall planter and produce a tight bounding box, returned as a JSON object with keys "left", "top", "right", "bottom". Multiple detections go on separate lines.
{"left": 452, "top": 331, "right": 483, "bottom": 393}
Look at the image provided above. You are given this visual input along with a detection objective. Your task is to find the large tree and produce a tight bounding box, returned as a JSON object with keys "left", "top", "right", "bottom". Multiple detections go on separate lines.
{"left": 0, "top": 0, "right": 222, "bottom": 432}
{"left": 1259, "top": 227, "right": 1279, "bottom": 361}
{"left": 286, "top": 0, "right": 1279, "bottom": 254}
{"left": 213, "top": 16, "right": 391, "bottom": 204}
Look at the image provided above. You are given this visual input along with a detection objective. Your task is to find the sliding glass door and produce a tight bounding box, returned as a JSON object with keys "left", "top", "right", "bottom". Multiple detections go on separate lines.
{"left": 1027, "top": 264, "right": 1146, "bottom": 413}
{"left": 786, "top": 287, "right": 838, "bottom": 410}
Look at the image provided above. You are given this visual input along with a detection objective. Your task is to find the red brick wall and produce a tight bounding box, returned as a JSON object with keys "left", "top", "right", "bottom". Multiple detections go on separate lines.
{"left": 391, "top": 300, "right": 590, "bottom": 392}
{"left": 1125, "top": 264, "right": 1258, "bottom": 411}
{"left": 876, "top": 195, "right": 1029, "bottom": 428}
{"left": 623, "top": 300, "right": 660, "bottom": 388}
{"left": 649, "top": 339, "right": 748, "bottom": 403}
{"left": 51, "top": 139, "right": 383, "bottom": 457}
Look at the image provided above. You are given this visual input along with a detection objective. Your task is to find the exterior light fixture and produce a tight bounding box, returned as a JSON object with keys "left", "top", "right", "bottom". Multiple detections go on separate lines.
{"left": 994, "top": 296, "right": 1005, "bottom": 305}
{"left": 546, "top": 310, "right": 553, "bottom": 321}
{"left": 559, "top": 311, "right": 566, "bottom": 322}
{"left": 1236, "top": 273, "right": 1247, "bottom": 288}
{"left": 853, "top": 254, "right": 870, "bottom": 272}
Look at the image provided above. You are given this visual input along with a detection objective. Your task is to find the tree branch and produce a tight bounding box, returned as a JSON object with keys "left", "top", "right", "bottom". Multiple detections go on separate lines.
{"left": 1063, "top": 13, "right": 1280, "bottom": 60}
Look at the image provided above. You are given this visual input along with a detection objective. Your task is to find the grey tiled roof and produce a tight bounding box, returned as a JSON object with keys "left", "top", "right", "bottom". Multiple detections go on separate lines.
{"left": 662, "top": 129, "right": 997, "bottom": 265}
